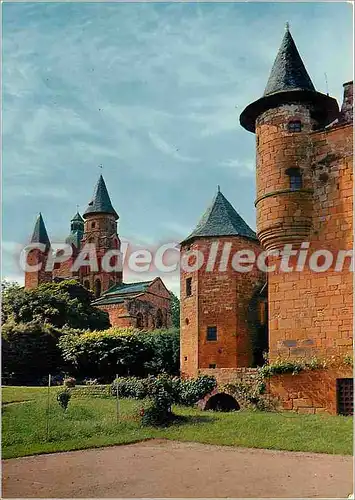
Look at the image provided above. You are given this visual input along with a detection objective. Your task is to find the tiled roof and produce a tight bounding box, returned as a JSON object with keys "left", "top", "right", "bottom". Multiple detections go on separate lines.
{"left": 83, "top": 175, "right": 118, "bottom": 219}
{"left": 182, "top": 190, "right": 257, "bottom": 244}
{"left": 92, "top": 281, "right": 154, "bottom": 306}
{"left": 264, "top": 26, "right": 315, "bottom": 96}
{"left": 105, "top": 281, "right": 153, "bottom": 296}
{"left": 30, "top": 213, "right": 50, "bottom": 246}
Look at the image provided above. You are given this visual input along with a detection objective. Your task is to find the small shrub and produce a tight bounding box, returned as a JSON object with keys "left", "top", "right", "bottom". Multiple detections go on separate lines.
{"left": 343, "top": 354, "right": 353, "bottom": 367}
{"left": 57, "top": 389, "right": 71, "bottom": 411}
{"left": 63, "top": 377, "right": 76, "bottom": 388}
{"left": 258, "top": 357, "right": 326, "bottom": 378}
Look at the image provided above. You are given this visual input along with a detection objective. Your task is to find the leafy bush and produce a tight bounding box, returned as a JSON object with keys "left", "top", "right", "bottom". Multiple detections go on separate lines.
{"left": 2, "top": 280, "right": 110, "bottom": 330}
{"left": 59, "top": 327, "right": 180, "bottom": 380}
{"left": 1, "top": 319, "right": 65, "bottom": 385}
{"left": 63, "top": 377, "right": 76, "bottom": 388}
{"left": 111, "top": 374, "right": 217, "bottom": 406}
{"left": 57, "top": 389, "right": 71, "bottom": 410}
{"left": 258, "top": 357, "right": 327, "bottom": 378}
{"left": 170, "top": 292, "right": 180, "bottom": 328}
{"left": 223, "top": 381, "right": 275, "bottom": 412}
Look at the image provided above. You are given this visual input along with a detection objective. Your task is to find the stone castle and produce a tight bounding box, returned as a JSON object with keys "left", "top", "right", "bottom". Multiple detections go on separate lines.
{"left": 180, "top": 27, "right": 353, "bottom": 415}
{"left": 25, "top": 175, "right": 171, "bottom": 330}
{"left": 24, "top": 27, "right": 353, "bottom": 415}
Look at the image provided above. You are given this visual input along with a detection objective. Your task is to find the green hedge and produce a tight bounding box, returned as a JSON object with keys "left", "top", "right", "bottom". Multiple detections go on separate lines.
{"left": 59, "top": 327, "right": 180, "bottom": 380}
{"left": 1, "top": 319, "right": 68, "bottom": 385}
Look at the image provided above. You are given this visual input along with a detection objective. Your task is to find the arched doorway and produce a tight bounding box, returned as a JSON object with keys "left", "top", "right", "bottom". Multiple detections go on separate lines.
{"left": 205, "top": 393, "right": 240, "bottom": 412}
{"left": 94, "top": 279, "right": 101, "bottom": 298}
{"left": 156, "top": 309, "right": 163, "bottom": 329}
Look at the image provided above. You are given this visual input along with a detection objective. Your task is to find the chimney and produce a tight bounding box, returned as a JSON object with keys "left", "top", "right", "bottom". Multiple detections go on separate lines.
{"left": 339, "top": 81, "right": 353, "bottom": 124}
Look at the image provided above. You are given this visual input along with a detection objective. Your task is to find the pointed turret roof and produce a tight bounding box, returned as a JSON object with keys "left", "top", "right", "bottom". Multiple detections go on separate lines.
{"left": 263, "top": 25, "right": 315, "bottom": 96}
{"left": 83, "top": 175, "right": 118, "bottom": 219}
{"left": 65, "top": 211, "right": 84, "bottom": 249}
{"left": 240, "top": 25, "right": 339, "bottom": 133}
{"left": 71, "top": 211, "right": 84, "bottom": 222}
{"left": 30, "top": 213, "right": 50, "bottom": 246}
{"left": 181, "top": 189, "right": 257, "bottom": 244}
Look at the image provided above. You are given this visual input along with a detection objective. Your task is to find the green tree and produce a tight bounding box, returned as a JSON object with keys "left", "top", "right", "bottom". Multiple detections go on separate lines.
{"left": 2, "top": 280, "right": 110, "bottom": 330}
{"left": 170, "top": 292, "right": 180, "bottom": 328}
{"left": 1, "top": 318, "right": 68, "bottom": 384}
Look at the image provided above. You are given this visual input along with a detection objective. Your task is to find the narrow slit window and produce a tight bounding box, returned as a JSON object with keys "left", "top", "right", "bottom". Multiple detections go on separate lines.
{"left": 207, "top": 326, "right": 217, "bottom": 341}
{"left": 288, "top": 120, "right": 302, "bottom": 132}
{"left": 286, "top": 167, "right": 303, "bottom": 191}
{"left": 186, "top": 277, "right": 192, "bottom": 297}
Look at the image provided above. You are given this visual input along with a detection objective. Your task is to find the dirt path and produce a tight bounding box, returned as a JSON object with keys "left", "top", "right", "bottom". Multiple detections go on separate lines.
{"left": 2, "top": 439, "right": 353, "bottom": 498}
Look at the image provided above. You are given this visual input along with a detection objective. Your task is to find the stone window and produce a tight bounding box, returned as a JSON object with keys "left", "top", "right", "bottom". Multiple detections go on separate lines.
{"left": 287, "top": 120, "right": 302, "bottom": 132}
{"left": 186, "top": 277, "right": 192, "bottom": 297}
{"left": 336, "top": 378, "right": 353, "bottom": 416}
{"left": 207, "top": 326, "right": 217, "bottom": 341}
{"left": 91, "top": 222, "right": 96, "bottom": 229}
{"left": 209, "top": 363, "right": 216, "bottom": 369}
{"left": 83, "top": 280, "right": 90, "bottom": 289}
{"left": 285, "top": 167, "right": 303, "bottom": 191}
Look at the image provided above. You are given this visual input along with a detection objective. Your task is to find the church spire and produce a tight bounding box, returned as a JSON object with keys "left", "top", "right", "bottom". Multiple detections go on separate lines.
{"left": 30, "top": 213, "right": 50, "bottom": 246}
{"left": 83, "top": 175, "right": 118, "bottom": 220}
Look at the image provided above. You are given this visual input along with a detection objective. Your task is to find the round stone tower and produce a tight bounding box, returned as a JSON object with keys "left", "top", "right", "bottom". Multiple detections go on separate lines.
{"left": 240, "top": 25, "right": 339, "bottom": 251}
{"left": 180, "top": 189, "right": 265, "bottom": 379}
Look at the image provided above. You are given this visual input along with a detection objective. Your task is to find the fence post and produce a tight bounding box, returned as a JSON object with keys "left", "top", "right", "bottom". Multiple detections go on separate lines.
{"left": 116, "top": 373, "right": 119, "bottom": 423}
{"left": 46, "top": 374, "right": 51, "bottom": 441}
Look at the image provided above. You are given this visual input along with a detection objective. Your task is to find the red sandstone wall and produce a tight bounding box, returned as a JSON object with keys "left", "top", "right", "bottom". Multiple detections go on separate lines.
{"left": 24, "top": 249, "right": 52, "bottom": 289}
{"left": 180, "top": 236, "right": 265, "bottom": 378}
{"left": 98, "top": 287, "right": 171, "bottom": 330}
{"left": 269, "top": 367, "right": 353, "bottom": 414}
{"left": 267, "top": 123, "right": 353, "bottom": 361}
{"left": 99, "top": 303, "right": 134, "bottom": 328}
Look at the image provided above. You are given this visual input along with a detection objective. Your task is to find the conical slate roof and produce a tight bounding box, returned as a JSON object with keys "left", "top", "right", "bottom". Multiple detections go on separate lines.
{"left": 182, "top": 189, "right": 257, "bottom": 244}
{"left": 30, "top": 213, "right": 50, "bottom": 245}
{"left": 83, "top": 175, "right": 118, "bottom": 219}
{"left": 240, "top": 25, "right": 339, "bottom": 133}
{"left": 263, "top": 26, "right": 315, "bottom": 96}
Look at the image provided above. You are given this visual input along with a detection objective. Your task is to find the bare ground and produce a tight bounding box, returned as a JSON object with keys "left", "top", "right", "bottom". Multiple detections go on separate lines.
{"left": 2, "top": 439, "right": 353, "bottom": 498}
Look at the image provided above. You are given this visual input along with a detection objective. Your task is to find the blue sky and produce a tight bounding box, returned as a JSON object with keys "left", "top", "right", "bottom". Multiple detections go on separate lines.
{"left": 2, "top": 2, "right": 353, "bottom": 293}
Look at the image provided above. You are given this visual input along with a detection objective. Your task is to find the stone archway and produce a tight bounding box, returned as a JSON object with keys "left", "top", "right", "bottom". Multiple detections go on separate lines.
{"left": 204, "top": 393, "right": 240, "bottom": 412}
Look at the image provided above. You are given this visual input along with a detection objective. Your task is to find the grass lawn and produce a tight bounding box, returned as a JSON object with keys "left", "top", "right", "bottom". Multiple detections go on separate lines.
{"left": 2, "top": 386, "right": 353, "bottom": 459}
